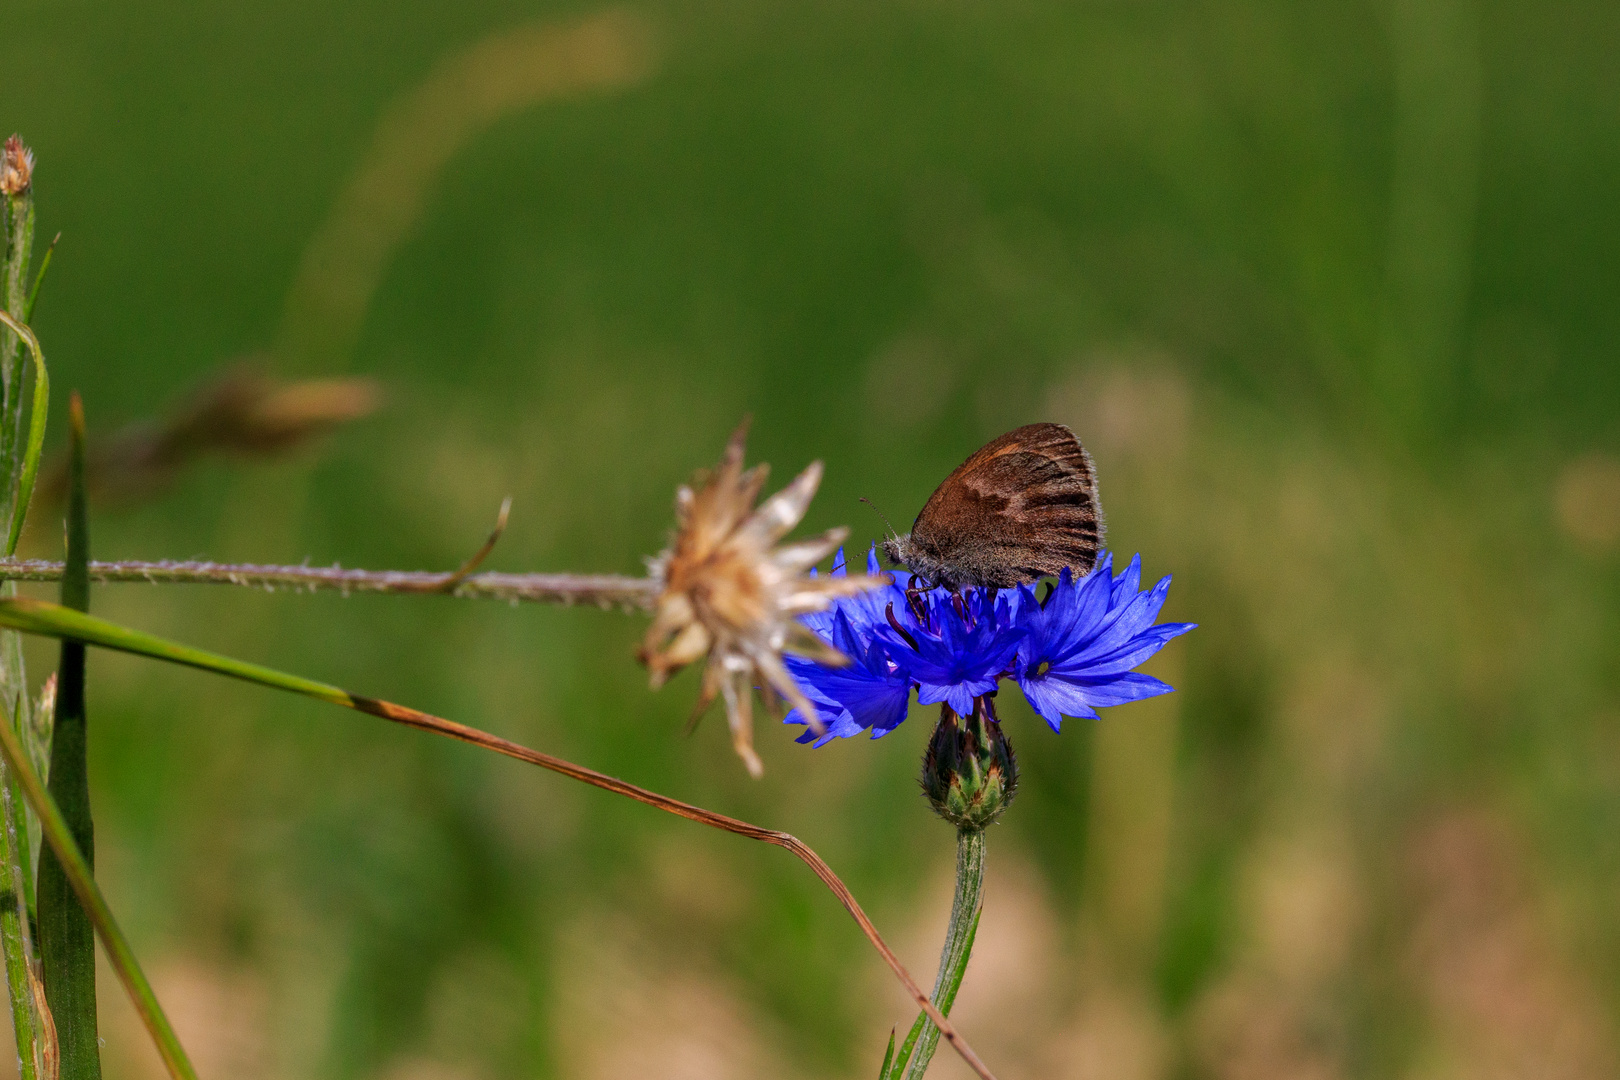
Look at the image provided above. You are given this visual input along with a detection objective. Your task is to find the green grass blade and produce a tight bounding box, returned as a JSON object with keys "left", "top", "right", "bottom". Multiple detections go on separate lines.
{"left": 0, "top": 312, "right": 48, "bottom": 558}
{"left": 0, "top": 598, "right": 350, "bottom": 708}
{"left": 38, "top": 395, "right": 97, "bottom": 1080}
{"left": 885, "top": 1013, "right": 928, "bottom": 1080}
{"left": 22, "top": 233, "right": 57, "bottom": 324}
{"left": 0, "top": 665, "right": 196, "bottom": 1080}
{"left": 878, "top": 1028, "right": 897, "bottom": 1078}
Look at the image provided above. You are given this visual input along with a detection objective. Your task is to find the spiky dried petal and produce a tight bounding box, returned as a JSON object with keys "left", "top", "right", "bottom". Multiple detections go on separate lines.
{"left": 639, "top": 421, "right": 886, "bottom": 775}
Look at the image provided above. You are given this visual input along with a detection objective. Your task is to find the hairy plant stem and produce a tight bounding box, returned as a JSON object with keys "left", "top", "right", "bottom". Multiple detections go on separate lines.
{"left": 0, "top": 559, "right": 657, "bottom": 608}
{"left": 900, "top": 827, "right": 986, "bottom": 1080}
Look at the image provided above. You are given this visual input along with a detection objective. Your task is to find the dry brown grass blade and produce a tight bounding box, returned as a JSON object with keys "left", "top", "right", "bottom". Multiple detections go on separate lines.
{"left": 347, "top": 692, "right": 999, "bottom": 1080}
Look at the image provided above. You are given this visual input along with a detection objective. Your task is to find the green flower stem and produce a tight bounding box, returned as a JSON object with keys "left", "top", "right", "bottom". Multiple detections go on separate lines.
{"left": 0, "top": 596, "right": 1002, "bottom": 1080}
{"left": 899, "top": 827, "right": 986, "bottom": 1080}
{"left": 0, "top": 672, "right": 197, "bottom": 1080}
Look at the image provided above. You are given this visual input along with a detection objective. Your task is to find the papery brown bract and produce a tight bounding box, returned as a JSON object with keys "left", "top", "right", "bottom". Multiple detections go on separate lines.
{"left": 0, "top": 135, "right": 33, "bottom": 197}
{"left": 640, "top": 421, "right": 886, "bottom": 776}
{"left": 883, "top": 422, "right": 1103, "bottom": 589}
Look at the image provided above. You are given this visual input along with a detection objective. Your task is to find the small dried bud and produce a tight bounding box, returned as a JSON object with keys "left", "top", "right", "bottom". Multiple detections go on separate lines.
{"left": 921, "top": 697, "right": 1018, "bottom": 831}
{"left": 1, "top": 135, "right": 34, "bottom": 197}
{"left": 639, "top": 420, "right": 886, "bottom": 776}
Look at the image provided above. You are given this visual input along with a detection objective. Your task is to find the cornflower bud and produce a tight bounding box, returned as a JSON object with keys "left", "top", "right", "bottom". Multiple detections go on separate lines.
{"left": 922, "top": 694, "right": 1018, "bottom": 831}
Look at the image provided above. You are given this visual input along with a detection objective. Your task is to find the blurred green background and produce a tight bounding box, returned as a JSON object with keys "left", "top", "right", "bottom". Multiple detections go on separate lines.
{"left": 6, "top": 1, "right": 1620, "bottom": 1077}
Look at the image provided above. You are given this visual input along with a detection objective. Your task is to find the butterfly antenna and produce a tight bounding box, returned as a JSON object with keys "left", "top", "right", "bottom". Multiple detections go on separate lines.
{"left": 859, "top": 496, "right": 899, "bottom": 539}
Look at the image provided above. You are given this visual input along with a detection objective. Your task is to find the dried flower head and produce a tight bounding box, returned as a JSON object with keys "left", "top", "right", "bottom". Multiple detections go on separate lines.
{"left": 1, "top": 136, "right": 34, "bottom": 197}
{"left": 640, "top": 421, "right": 886, "bottom": 776}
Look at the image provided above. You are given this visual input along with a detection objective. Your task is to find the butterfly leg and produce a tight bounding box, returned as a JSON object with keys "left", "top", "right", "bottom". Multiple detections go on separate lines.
{"left": 905, "top": 577, "right": 932, "bottom": 623}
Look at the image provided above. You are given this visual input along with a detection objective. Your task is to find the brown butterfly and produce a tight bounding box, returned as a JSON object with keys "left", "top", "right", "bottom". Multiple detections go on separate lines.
{"left": 881, "top": 422, "right": 1104, "bottom": 589}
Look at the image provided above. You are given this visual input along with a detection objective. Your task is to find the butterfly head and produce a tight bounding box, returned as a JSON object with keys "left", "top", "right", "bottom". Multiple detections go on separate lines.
{"left": 883, "top": 533, "right": 960, "bottom": 590}
{"left": 881, "top": 533, "right": 909, "bottom": 569}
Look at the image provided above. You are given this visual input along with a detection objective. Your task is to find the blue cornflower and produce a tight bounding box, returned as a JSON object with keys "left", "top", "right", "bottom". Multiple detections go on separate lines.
{"left": 885, "top": 587, "right": 1024, "bottom": 717}
{"left": 785, "top": 546, "right": 1195, "bottom": 742}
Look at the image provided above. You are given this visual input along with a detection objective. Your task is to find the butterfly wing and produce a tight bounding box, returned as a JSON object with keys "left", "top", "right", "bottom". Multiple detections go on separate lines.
{"left": 909, "top": 423, "right": 1104, "bottom": 587}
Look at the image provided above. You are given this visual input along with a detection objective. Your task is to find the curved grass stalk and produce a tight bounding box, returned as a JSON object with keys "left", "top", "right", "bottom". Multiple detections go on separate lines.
{"left": 0, "top": 596, "right": 1000, "bottom": 1080}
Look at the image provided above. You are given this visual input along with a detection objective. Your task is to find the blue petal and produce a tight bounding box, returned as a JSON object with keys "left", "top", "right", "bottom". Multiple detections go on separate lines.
{"left": 1016, "top": 674, "right": 1102, "bottom": 731}
{"left": 1110, "top": 553, "right": 1142, "bottom": 605}
{"left": 1065, "top": 672, "right": 1176, "bottom": 707}
{"left": 782, "top": 606, "right": 915, "bottom": 742}
{"left": 1015, "top": 564, "right": 1104, "bottom": 670}
{"left": 917, "top": 678, "right": 999, "bottom": 716}
{"left": 1006, "top": 553, "right": 1193, "bottom": 728}
{"left": 1062, "top": 577, "right": 1176, "bottom": 666}
{"left": 1060, "top": 621, "right": 1198, "bottom": 677}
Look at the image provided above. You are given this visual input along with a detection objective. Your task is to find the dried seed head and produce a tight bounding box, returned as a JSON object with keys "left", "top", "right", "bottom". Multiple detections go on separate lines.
{"left": 1, "top": 136, "right": 34, "bottom": 197}
{"left": 640, "top": 420, "right": 886, "bottom": 776}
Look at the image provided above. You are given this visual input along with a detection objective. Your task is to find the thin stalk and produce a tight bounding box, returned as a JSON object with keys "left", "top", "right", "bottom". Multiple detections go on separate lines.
{"left": 0, "top": 755, "right": 38, "bottom": 1080}
{"left": 0, "top": 559, "right": 657, "bottom": 609}
{"left": 23, "top": 232, "right": 57, "bottom": 324}
{"left": 0, "top": 162, "right": 41, "bottom": 1080}
{"left": 0, "top": 596, "right": 1001, "bottom": 1080}
{"left": 900, "top": 828, "right": 986, "bottom": 1080}
{"left": 0, "top": 682, "right": 197, "bottom": 1080}
{"left": 1, "top": 184, "right": 34, "bottom": 514}
{"left": 0, "top": 313, "right": 52, "bottom": 557}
